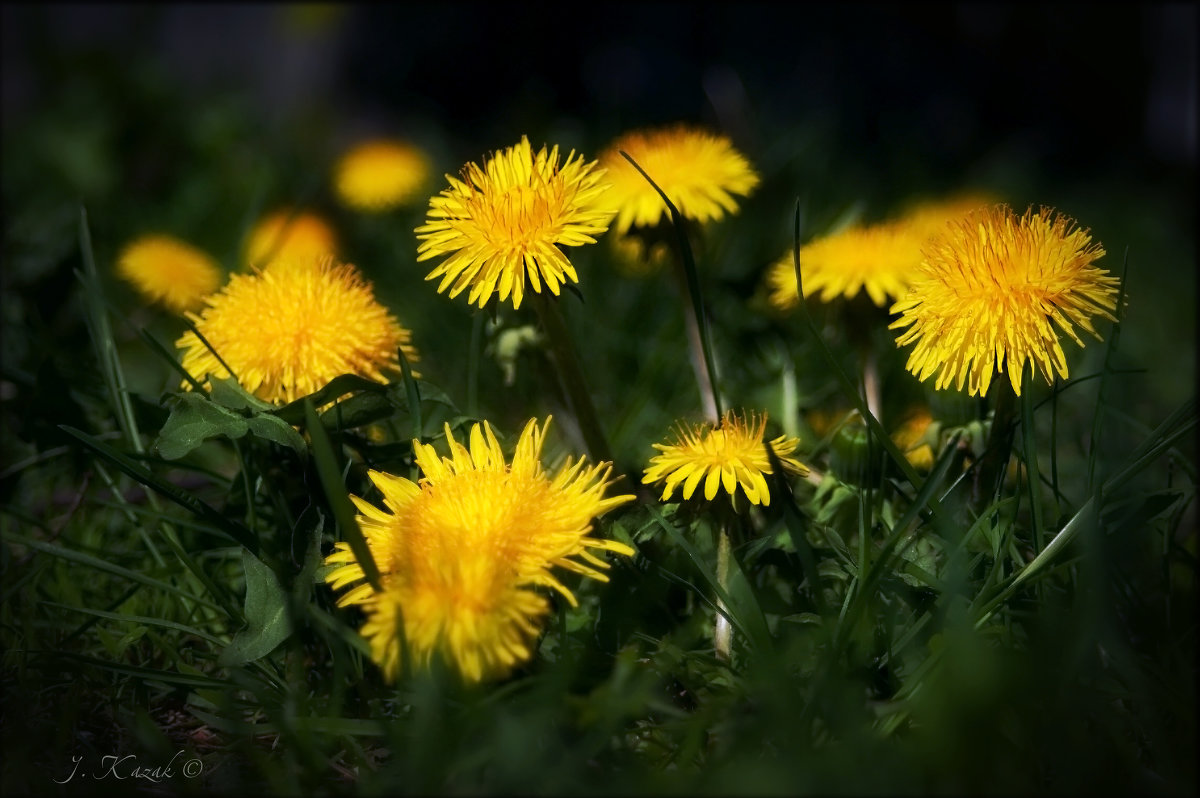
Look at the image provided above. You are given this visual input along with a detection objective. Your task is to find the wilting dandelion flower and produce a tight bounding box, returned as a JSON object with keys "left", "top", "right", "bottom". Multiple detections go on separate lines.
{"left": 116, "top": 234, "right": 221, "bottom": 314}
{"left": 598, "top": 124, "right": 759, "bottom": 235}
{"left": 643, "top": 410, "right": 808, "bottom": 506}
{"left": 325, "top": 417, "right": 635, "bottom": 683}
{"left": 415, "top": 136, "right": 611, "bottom": 309}
{"left": 244, "top": 210, "right": 338, "bottom": 270}
{"left": 890, "top": 205, "right": 1119, "bottom": 397}
{"left": 176, "top": 256, "right": 418, "bottom": 404}
{"left": 335, "top": 139, "right": 432, "bottom": 211}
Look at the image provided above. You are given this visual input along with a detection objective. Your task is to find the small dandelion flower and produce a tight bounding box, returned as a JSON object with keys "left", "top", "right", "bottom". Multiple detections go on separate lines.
{"left": 643, "top": 410, "right": 808, "bottom": 506}
{"left": 244, "top": 210, "right": 338, "bottom": 270}
{"left": 765, "top": 221, "right": 926, "bottom": 311}
{"left": 116, "top": 234, "right": 222, "bottom": 314}
{"left": 324, "top": 417, "right": 636, "bottom": 683}
{"left": 176, "top": 256, "right": 418, "bottom": 405}
{"left": 335, "top": 138, "right": 432, "bottom": 211}
{"left": 598, "top": 124, "right": 759, "bottom": 235}
{"left": 415, "top": 136, "right": 611, "bottom": 310}
{"left": 890, "top": 204, "right": 1119, "bottom": 397}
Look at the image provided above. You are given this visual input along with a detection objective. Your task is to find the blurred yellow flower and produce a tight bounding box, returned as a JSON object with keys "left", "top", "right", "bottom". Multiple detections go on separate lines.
{"left": 116, "top": 234, "right": 221, "bottom": 314}
{"left": 765, "top": 221, "right": 924, "bottom": 310}
{"left": 609, "top": 230, "right": 672, "bottom": 277}
{"left": 765, "top": 193, "right": 996, "bottom": 312}
{"left": 598, "top": 124, "right": 759, "bottom": 235}
{"left": 325, "top": 417, "right": 635, "bottom": 683}
{"left": 890, "top": 205, "right": 1119, "bottom": 397}
{"left": 643, "top": 410, "right": 808, "bottom": 506}
{"left": 176, "top": 256, "right": 418, "bottom": 405}
{"left": 416, "top": 136, "right": 611, "bottom": 309}
{"left": 891, "top": 408, "right": 937, "bottom": 471}
{"left": 244, "top": 209, "right": 338, "bottom": 271}
{"left": 334, "top": 139, "right": 432, "bottom": 211}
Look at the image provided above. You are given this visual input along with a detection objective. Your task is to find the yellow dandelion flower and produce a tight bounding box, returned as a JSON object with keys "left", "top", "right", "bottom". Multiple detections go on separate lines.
{"left": 765, "top": 221, "right": 928, "bottom": 311}
{"left": 335, "top": 138, "right": 432, "bottom": 211}
{"left": 324, "top": 417, "right": 635, "bottom": 683}
{"left": 643, "top": 410, "right": 808, "bottom": 506}
{"left": 176, "top": 256, "right": 418, "bottom": 405}
{"left": 598, "top": 124, "right": 759, "bottom": 235}
{"left": 116, "top": 234, "right": 222, "bottom": 314}
{"left": 890, "top": 205, "right": 1119, "bottom": 397}
{"left": 415, "top": 136, "right": 611, "bottom": 310}
{"left": 900, "top": 192, "right": 999, "bottom": 240}
{"left": 244, "top": 209, "right": 338, "bottom": 271}
{"left": 765, "top": 194, "right": 997, "bottom": 313}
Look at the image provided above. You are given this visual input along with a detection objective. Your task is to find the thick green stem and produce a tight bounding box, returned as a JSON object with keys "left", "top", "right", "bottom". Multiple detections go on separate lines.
{"left": 532, "top": 292, "right": 614, "bottom": 466}
{"left": 973, "top": 377, "right": 1018, "bottom": 507}
{"left": 714, "top": 524, "right": 732, "bottom": 662}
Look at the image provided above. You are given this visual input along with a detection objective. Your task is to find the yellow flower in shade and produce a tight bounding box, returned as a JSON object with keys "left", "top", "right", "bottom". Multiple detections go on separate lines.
{"left": 764, "top": 194, "right": 997, "bottom": 312}
{"left": 116, "top": 234, "right": 222, "bottom": 314}
{"left": 764, "top": 221, "right": 925, "bottom": 310}
{"left": 244, "top": 210, "right": 338, "bottom": 271}
{"left": 598, "top": 124, "right": 759, "bottom": 235}
{"left": 891, "top": 408, "right": 937, "bottom": 471}
{"left": 415, "top": 136, "right": 611, "bottom": 310}
{"left": 324, "top": 417, "right": 636, "bottom": 683}
{"left": 176, "top": 256, "right": 418, "bottom": 405}
{"left": 610, "top": 231, "right": 672, "bottom": 277}
{"left": 643, "top": 410, "right": 808, "bottom": 506}
{"left": 335, "top": 139, "right": 432, "bottom": 211}
{"left": 890, "top": 205, "right": 1119, "bottom": 397}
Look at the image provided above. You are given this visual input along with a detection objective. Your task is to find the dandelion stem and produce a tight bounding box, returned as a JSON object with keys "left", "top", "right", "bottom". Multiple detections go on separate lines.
{"left": 973, "top": 376, "right": 1018, "bottom": 507}
{"left": 532, "top": 292, "right": 614, "bottom": 466}
{"left": 672, "top": 254, "right": 720, "bottom": 423}
{"left": 714, "top": 523, "right": 732, "bottom": 661}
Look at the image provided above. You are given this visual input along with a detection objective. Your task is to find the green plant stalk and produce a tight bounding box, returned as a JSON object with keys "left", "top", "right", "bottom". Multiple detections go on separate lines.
{"left": 714, "top": 522, "right": 732, "bottom": 661}
{"left": 670, "top": 252, "right": 720, "bottom": 422}
{"left": 972, "top": 373, "right": 1018, "bottom": 508}
{"left": 620, "top": 150, "right": 723, "bottom": 420}
{"left": 531, "top": 291, "right": 614, "bottom": 466}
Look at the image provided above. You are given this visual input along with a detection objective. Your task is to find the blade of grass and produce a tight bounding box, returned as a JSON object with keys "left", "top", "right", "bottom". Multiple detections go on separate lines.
{"left": 59, "top": 425, "right": 259, "bottom": 554}
{"left": 619, "top": 150, "right": 722, "bottom": 419}
{"left": 42, "top": 601, "right": 229, "bottom": 647}
{"left": 2, "top": 532, "right": 223, "bottom": 612}
{"left": 303, "top": 398, "right": 380, "bottom": 591}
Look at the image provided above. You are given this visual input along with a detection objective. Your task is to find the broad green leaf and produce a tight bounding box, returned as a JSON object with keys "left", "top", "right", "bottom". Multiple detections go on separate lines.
{"left": 209, "top": 375, "right": 276, "bottom": 412}
{"left": 219, "top": 549, "right": 292, "bottom": 666}
{"left": 245, "top": 413, "right": 306, "bottom": 455}
{"left": 155, "top": 392, "right": 249, "bottom": 460}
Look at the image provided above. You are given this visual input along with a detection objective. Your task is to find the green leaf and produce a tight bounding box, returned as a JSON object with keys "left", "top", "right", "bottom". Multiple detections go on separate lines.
{"left": 219, "top": 549, "right": 292, "bottom": 666}
{"left": 155, "top": 393, "right": 249, "bottom": 460}
{"left": 209, "top": 375, "right": 276, "bottom": 413}
{"left": 245, "top": 413, "right": 307, "bottom": 455}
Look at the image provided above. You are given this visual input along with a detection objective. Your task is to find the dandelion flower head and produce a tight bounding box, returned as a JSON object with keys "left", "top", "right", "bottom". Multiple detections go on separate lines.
{"left": 643, "top": 410, "right": 808, "bottom": 506}
{"left": 244, "top": 209, "right": 338, "bottom": 271}
{"left": 335, "top": 138, "right": 432, "bottom": 211}
{"left": 176, "top": 256, "right": 418, "bottom": 405}
{"left": 117, "top": 234, "right": 222, "bottom": 314}
{"left": 890, "top": 204, "right": 1119, "bottom": 397}
{"left": 324, "top": 417, "right": 635, "bottom": 683}
{"left": 765, "top": 221, "right": 927, "bottom": 311}
{"left": 598, "top": 124, "right": 759, "bottom": 235}
{"left": 415, "top": 136, "right": 612, "bottom": 309}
